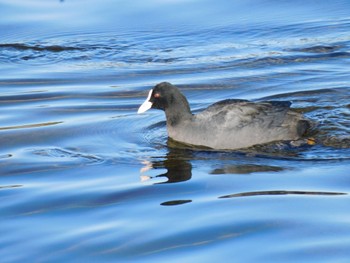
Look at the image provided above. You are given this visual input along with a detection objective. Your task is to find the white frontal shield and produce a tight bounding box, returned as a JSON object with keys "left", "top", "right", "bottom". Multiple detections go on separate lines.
{"left": 137, "top": 89, "right": 153, "bottom": 114}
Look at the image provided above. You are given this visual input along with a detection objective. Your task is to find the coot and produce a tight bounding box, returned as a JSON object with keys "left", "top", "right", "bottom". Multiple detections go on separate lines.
{"left": 138, "top": 82, "right": 310, "bottom": 150}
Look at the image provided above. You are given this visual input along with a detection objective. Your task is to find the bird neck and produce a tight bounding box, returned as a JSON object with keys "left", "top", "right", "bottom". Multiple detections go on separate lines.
{"left": 165, "top": 95, "right": 192, "bottom": 126}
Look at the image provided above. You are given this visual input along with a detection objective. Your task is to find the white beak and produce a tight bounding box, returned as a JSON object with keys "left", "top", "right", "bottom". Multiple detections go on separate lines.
{"left": 137, "top": 89, "right": 153, "bottom": 114}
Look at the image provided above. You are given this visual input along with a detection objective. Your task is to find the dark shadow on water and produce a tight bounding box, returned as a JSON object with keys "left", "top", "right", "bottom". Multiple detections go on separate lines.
{"left": 219, "top": 190, "right": 347, "bottom": 199}
{"left": 160, "top": 200, "right": 192, "bottom": 206}
{"left": 0, "top": 184, "right": 22, "bottom": 190}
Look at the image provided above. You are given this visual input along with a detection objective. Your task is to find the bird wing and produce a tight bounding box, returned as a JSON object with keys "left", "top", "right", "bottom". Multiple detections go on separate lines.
{"left": 194, "top": 99, "right": 292, "bottom": 130}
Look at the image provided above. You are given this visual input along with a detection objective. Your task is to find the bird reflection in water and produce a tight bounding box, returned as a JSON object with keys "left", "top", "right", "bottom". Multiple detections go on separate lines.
{"left": 140, "top": 147, "right": 193, "bottom": 184}
{"left": 140, "top": 146, "right": 193, "bottom": 206}
{"left": 140, "top": 143, "right": 346, "bottom": 205}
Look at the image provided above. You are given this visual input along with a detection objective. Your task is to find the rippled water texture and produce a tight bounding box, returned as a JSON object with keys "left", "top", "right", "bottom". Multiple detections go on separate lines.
{"left": 1, "top": 0, "right": 350, "bottom": 262}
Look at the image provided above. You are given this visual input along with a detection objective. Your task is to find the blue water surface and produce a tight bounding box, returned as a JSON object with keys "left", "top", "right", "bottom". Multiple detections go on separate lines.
{"left": 1, "top": 0, "right": 350, "bottom": 262}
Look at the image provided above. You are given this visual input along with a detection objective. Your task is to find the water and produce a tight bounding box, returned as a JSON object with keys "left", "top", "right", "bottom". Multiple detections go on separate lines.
{"left": 1, "top": 0, "right": 350, "bottom": 262}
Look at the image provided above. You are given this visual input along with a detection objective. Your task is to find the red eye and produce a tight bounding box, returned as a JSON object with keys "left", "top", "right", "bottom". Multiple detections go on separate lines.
{"left": 154, "top": 93, "right": 161, "bottom": 98}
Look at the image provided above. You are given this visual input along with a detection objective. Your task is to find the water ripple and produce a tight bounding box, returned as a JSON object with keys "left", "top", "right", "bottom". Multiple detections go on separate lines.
{"left": 0, "top": 121, "right": 62, "bottom": 131}
{"left": 219, "top": 190, "right": 347, "bottom": 199}
{"left": 1, "top": 2, "right": 350, "bottom": 262}
{"left": 32, "top": 147, "right": 104, "bottom": 165}
{"left": 0, "top": 43, "right": 84, "bottom": 52}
